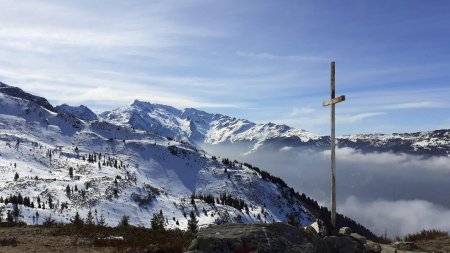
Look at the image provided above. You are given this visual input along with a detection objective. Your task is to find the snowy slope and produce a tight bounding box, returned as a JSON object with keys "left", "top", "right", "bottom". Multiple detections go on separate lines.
{"left": 0, "top": 91, "right": 315, "bottom": 229}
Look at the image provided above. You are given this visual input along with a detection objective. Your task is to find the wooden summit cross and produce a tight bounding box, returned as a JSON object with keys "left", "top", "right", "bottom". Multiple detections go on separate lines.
{"left": 322, "top": 61, "right": 345, "bottom": 231}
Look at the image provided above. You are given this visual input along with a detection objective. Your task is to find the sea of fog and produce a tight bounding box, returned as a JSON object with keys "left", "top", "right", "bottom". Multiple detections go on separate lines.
{"left": 204, "top": 144, "right": 450, "bottom": 238}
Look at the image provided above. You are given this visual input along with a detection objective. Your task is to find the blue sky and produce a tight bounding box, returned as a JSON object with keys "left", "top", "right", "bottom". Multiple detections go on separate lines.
{"left": 0, "top": 0, "right": 449, "bottom": 135}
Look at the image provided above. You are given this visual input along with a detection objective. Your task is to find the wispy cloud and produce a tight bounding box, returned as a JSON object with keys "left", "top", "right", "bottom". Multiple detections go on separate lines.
{"left": 236, "top": 51, "right": 328, "bottom": 62}
{"left": 384, "top": 101, "right": 441, "bottom": 109}
{"left": 289, "top": 106, "right": 315, "bottom": 116}
{"left": 338, "top": 112, "right": 386, "bottom": 123}
{"left": 276, "top": 111, "right": 386, "bottom": 134}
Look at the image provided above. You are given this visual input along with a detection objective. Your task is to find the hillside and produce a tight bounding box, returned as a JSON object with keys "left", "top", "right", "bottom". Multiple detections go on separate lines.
{"left": 0, "top": 86, "right": 320, "bottom": 232}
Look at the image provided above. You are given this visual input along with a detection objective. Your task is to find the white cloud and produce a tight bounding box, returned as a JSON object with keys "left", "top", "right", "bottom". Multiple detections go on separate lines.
{"left": 226, "top": 146, "right": 450, "bottom": 237}
{"left": 331, "top": 147, "right": 450, "bottom": 173}
{"left": 275, "top": 111, "right": 386, "bottom": 133}
{"left": 384, "top": 101, "right": 441, "bottom": 109}
{"left": 289, "top": 107, "right": 315, "bottom": 116}
{"left": 339, "top": 196, "right": 450, "bottom": 237}
{"left": 337, "top": 112, "right": 386, "bottom": 124}
{"left": 236, "top": 51, "right": 328, "bottom": 62}
{"left": 280, "top": 146, "right": 293, "bottom": 152}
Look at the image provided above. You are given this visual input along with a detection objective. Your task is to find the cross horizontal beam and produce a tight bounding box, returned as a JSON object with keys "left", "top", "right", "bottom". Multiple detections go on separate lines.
{"left": 323, "top": 95, "right": 345, "bottom": 107}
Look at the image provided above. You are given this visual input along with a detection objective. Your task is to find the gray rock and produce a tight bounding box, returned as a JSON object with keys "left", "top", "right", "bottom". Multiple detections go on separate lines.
{"left": 339, "top": 227, "right": 352, "bottom": 236}
{"left": 324, "top": 235, "right": 366, "bottom": 253}
{"left": 364, "top": 241, "right": 381, "bottom": 253}
{"left": 186, "top": 222, "right": 332, "bottom": 253}
{"left": 350, "top": 233, "right": 367, "bottom": 244}
{"left": 391, "top": 241, "right": 420, "bottom": 251}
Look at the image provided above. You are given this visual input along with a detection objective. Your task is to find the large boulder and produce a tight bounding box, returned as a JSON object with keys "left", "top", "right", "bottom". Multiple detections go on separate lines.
{"left": 349, "top": 233, "right": 381, "bottom": 253}
{"left": 324, "top": 235, "right": 366, "bottom": 253}
{"left": 391, "top": 241, "right": 420, "bottom": 251}
{"left": 339, "top": 227, "right": 352, "bottom": 236}
{"left": 364, "top": 241, "right": 381, "bottom": 253}
{"left": 186, "top": 222, "right": 332, "bottom": 253}
{"left": 350, "top": 233, "right": 367, "bottom": 244}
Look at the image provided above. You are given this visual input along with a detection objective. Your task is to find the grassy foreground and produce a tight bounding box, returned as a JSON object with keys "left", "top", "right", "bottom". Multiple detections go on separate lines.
{"left": 0, "top": 223, "right": 193, "bottom": 253}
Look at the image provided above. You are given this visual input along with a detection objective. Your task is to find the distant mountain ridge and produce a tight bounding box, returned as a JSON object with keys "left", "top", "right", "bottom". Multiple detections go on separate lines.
{"left": 0, "top": 82, "right": 55, "bottom": 112}
{"left": 1, "top": 82, "right": 448, "bottom": 157}
{"left": 100, "top": 100, "right": 450, "bottom": 157}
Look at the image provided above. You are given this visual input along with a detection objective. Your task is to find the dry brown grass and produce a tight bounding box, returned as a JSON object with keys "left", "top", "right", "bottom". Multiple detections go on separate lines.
{"left": 413, "top": 235, "right": 450, "bottom": 253}
{"left": 0, "top": 225, "right": 193, "bottom": 253}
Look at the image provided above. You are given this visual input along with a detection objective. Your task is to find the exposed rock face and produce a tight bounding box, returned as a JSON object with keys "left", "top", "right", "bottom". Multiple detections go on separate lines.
{"left": 0, "top": 82, "right": 55, "bottom": 112}
{"left": 55, "top": 104, "right": 99, "bottom": 121}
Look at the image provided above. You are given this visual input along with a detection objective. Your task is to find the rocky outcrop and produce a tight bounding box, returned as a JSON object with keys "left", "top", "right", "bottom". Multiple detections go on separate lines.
{"left": 364, "top": 241, "right": 382, "bottom": 253}
{"left": 391, "top": 241, "right": 420, "bottom": 251}
{"left": 0, "top": 82, "right": 55, "bottom": 112}
{"left": 186, "top": 223, "right": 331, "bottom": 253}
{"left": 185, "top": 223, "right": 382, "bottom": 253}
{"left": 324, "top": 235, "right": 366, "bottom": 253}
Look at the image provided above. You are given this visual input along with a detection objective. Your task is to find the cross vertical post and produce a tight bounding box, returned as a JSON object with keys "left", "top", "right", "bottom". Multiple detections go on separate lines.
{"left": 330, "top": 61, "right": 336, "bottom": 232}
{"left": 322, "top": 61, "right": 345, "bottom": 232}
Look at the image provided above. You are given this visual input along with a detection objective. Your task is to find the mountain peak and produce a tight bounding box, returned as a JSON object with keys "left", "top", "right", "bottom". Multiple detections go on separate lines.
{"left": 55, "top": 103, "right": 98, "bottom": 121}
{"left": 130, "top": 99, "right": 149, "bottom": 107}
{"left": 0, "top": 81, "right": 55, "bottom": 112}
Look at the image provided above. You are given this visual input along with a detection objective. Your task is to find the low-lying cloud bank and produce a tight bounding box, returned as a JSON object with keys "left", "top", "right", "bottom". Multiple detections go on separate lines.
{"left": 339, "top": 196, "right": 450, "bottom": 237}
{"left": 205, "top": 143, "right": 450, "bottom": 237}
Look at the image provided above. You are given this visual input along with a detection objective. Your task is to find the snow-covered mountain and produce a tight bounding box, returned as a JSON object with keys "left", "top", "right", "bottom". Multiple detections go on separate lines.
{"left": 100, "top": 100, "right": 450, "bottom": 157}
{"left": 55, "top": 104, "right": 99, "bottom": 121}
{"left": 0, "top": 84, "right": 324, "bottom": 231}
{"left": 0, "top": 82, "right": 55, "bottom": 112}
{"left": 338, "top": 130, "right": 450, "bottom": 156}
{"left": 101, "top": 100, "right": 327, "bottom": 153}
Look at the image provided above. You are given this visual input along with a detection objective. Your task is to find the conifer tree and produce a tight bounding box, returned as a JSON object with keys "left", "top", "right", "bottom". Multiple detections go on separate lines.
{"left": 98, "top": 213, "right": 106, "bottom": 227}
{"left": 48, "top": 195, "right": 53, "bottom": 209}
{"left": 70, "top": 212, "right": 84, "bottom": 228}
{"left": 86, "top": 209, "right": 95, "bottom": 226}
{"left": 118, "top": 215, "right": 130, "bottom": 227}
{"left": 14, "top": 172, "right": 19, "bottom": 181}
{"left": 188, "top": 211, "right": 198, "bottom": 233}
{"left": 150, "top": 210, "right": 165, "bottom": 230}
{"left": 6, "top": 210, "right": 14, "bottom": 223}
{"left": 66, "top": 185, "right": 71, "bottom": 196}
{"left": 12, "top": 204, "right": 20, "bottom": 221}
